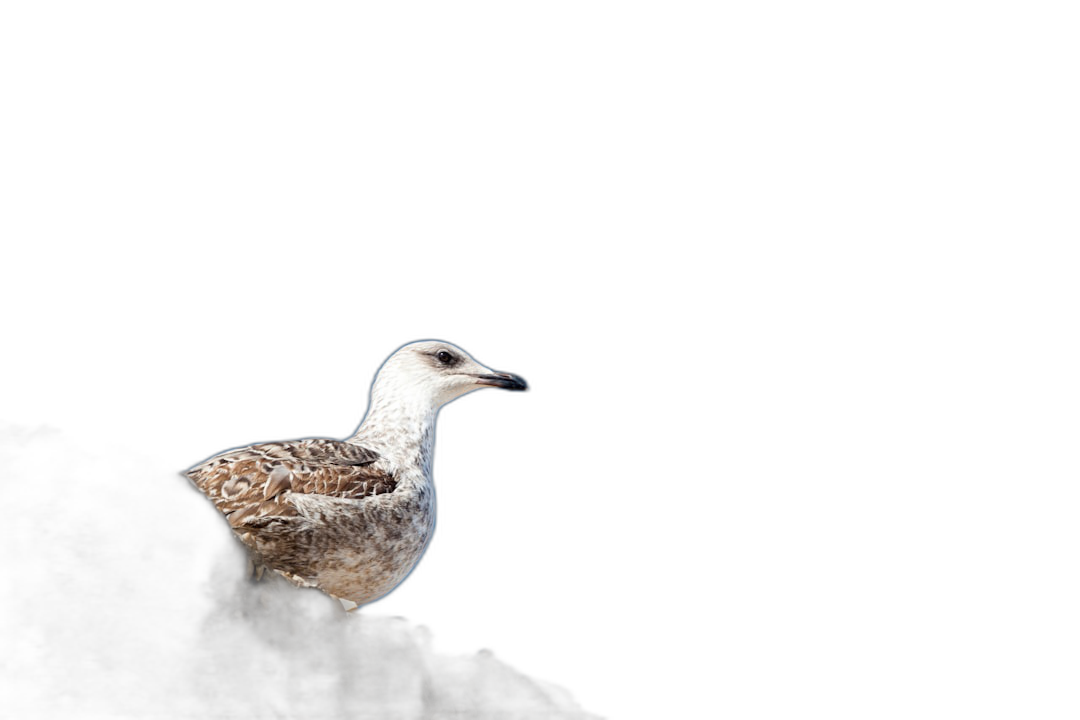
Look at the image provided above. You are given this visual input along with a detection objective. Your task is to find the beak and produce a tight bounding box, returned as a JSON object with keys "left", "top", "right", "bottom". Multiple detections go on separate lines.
{"left": 474, "top": 372, "right": 528, "bottom": 391}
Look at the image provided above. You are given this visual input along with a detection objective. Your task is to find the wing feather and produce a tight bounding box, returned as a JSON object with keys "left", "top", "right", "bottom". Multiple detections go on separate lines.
{"left": 186, "top": 438, "right": 393, "bottom": 527}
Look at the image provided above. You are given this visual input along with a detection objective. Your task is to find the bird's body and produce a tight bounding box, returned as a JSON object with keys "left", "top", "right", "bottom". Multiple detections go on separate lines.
{"left": 186, "top": 341, "right": 526, "bottom": 607}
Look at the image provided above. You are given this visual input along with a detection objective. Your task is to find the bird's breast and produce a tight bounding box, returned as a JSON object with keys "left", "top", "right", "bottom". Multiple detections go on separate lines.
{"left": 301, "top": 477, "right": 435, "bottom": 605}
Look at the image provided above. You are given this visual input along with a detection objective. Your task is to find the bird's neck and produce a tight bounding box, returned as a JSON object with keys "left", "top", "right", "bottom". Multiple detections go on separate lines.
{"left": 349, "top": 392, "right": 438, "bottom": 475}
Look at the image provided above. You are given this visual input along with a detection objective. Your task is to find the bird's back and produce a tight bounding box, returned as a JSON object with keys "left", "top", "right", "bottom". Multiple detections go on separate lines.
{"left": 187, "top": 437, "right": 393, "bottom": 527}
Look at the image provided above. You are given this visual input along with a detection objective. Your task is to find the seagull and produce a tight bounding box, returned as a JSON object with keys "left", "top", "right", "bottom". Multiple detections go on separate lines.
{"left": 185, "top": 340, "right": 527, "bottom": 609}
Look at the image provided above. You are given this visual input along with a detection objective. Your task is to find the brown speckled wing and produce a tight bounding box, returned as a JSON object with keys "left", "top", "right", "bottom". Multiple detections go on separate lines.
{"left": 186, "top": 438, "right": 394, "bottom": 528}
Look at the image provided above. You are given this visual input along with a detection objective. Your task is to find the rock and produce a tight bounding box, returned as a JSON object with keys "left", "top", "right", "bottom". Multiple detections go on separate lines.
{"left": 0, "top": 424, "right": 599, "bottom": 719}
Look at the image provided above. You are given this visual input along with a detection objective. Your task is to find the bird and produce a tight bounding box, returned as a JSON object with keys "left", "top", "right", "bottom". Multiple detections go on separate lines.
{"left": 185, "top": 340, "right": 527, "bottom": 609}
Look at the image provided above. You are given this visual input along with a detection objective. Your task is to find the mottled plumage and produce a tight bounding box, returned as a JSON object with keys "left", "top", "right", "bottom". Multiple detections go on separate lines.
{"left": 189, "top": 439, "right": 390, "bottom": 527}
{"left": 186, "top": 341, "right": 526, "bottom": 607}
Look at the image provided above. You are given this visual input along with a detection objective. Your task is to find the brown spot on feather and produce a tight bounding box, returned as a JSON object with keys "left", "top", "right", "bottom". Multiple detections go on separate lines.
{"left": 264, "top": 465, "right": 291, "bottom": 499}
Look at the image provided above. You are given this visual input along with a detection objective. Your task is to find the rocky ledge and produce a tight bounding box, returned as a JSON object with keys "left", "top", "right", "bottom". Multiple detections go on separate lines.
{"left": 0, "top": 423, "right": 600, "bottom": 720}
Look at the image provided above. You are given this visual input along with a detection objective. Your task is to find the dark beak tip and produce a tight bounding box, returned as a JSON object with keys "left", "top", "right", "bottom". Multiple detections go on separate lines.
{"left": 477, "top": 373, "right": 528, "bottom": 391}
{"left": 498, "top": 373, "right": 528, "bottom": 392}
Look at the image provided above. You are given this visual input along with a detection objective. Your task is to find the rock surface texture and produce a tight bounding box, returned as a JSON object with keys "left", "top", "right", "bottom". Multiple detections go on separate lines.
{"left": 1, "top": 424, "right": 596, "bottom": 720}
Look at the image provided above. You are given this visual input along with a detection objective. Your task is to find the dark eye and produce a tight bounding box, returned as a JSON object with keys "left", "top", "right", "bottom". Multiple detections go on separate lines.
{"left": 436, "top": 350, "right": 454, "bottom": 365}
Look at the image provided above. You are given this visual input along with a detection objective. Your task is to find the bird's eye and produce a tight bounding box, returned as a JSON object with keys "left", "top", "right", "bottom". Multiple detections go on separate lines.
{"left": 436, "top": 350, "right": 454, "bottom": 365}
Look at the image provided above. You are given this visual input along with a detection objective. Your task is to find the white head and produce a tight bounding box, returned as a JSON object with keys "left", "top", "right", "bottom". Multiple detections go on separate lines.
{"left": 368, "top": 340, "right": 527, "bottom": 415}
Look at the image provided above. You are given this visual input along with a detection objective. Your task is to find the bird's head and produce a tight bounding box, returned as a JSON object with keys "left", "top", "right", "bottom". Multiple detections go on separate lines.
{"left": 372, "top": 340, "right": 527, "bottom": 412}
